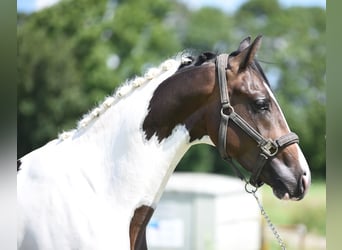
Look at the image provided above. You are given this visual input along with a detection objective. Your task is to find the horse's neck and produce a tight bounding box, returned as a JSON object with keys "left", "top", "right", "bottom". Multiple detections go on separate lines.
{"left": 65, "top": 89, "right": 192, "bottom": 249}
{"left": 70, "top": 68, "right": 193, "bottom": 211}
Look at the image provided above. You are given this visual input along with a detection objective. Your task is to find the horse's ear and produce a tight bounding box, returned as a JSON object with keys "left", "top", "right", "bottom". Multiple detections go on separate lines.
{"left": 230, "top": 35, "right": 263, "bottom": 72}
{"left": 238, "top": 36, "right": 251, "bottom": 51}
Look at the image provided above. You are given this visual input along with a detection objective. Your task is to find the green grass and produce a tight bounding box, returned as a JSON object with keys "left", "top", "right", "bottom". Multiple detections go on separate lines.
{"left": 261, "top": 180, "right": 326, "bottom": 236}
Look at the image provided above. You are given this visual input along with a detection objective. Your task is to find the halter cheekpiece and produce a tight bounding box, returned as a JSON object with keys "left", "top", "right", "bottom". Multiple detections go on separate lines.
{"left": 216, "top": 54, "right": 299, "bottom": 187}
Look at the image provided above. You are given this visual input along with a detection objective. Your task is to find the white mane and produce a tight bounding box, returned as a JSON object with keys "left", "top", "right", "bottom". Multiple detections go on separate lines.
{"left": 58, "top": 54, "right": 193, "bottom": 140}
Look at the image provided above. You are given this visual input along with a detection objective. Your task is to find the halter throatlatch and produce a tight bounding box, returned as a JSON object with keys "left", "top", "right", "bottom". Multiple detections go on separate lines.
{"left": 216, "top": 54, "right": 299, "bottom": 187}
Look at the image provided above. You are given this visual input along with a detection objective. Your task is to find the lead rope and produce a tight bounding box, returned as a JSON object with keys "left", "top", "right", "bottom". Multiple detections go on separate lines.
{"left": 245, "top": 183, "right": 287, "bottom": 250}
{"left": 224, "top": 157, "right": 287, "bottom": 249}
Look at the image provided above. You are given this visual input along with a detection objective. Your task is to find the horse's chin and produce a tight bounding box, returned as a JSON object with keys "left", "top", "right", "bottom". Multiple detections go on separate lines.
{"left": 272, "top": 187, "right": 303, "bottom": 201}
{"left": 272, "top": 188, "right": 289, "bottom": 200}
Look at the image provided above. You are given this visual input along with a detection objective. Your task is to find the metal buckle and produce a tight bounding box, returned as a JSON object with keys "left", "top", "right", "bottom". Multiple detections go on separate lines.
{"left": 260, "top": 140, "right": 278, "bottom": 157}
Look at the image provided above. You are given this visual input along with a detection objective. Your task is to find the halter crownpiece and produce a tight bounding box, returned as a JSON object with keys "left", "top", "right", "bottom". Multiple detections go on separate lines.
{"left": 216, "top": 54, "right": 299, "bottom": 187}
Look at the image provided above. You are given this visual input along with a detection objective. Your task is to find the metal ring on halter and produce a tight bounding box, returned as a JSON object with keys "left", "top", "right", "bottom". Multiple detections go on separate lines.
{"left": 221, "top": 103, "right": 234, "bottom": 117}
{"left": 245, "top": 182, "right": 258, "bottom": 194}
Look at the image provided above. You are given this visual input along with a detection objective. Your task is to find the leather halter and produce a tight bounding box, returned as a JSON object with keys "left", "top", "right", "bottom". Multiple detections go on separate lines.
{"left": 216, "top": 54, "right": 299, "bottom": 187}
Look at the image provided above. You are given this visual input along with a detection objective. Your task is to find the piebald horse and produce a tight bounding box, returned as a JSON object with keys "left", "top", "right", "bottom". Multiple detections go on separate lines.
{"left": 17, "top": 36, "right": 310, "bottom": 250}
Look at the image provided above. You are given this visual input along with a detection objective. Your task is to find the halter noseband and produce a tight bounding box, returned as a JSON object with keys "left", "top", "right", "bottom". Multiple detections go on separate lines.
{"left": 216, "top": 54, "right": 299, "bottom": 187}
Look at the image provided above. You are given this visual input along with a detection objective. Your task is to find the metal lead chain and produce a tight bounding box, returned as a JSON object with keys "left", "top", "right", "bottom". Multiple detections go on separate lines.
{"left": 245, "top": 183, "right": 287, "bottom": 250}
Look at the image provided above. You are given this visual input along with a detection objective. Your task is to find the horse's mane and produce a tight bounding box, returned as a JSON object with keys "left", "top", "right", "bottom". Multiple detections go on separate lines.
{"left": 58, "top": 50, "right": 270, "bottom": 140}
{"left": 58, "top": 53, "right": 194, "bottom": 140}
{"left": 176, "top": 51, "right": 217, "bottom": 72}
{"left": 177, "top": 51, "right": 270, "bottom": 88}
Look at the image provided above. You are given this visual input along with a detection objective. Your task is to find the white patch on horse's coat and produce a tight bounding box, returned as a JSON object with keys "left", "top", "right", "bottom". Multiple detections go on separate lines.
{"left": 263, "top": 81, "right": 290, "bottom": 131}
{"left": 141, "top": 125, "right": 192, "bottom": 206}
{"left": 18, "top": 55, "right": 204, "bottom": 249}
{"left": 263, "top": 81, "right": 311, "bottom": 187}
{"left": 296, "top": 143, "right": 311, "bottom": 182}
{"left": 191, "top": 135, "right": 214, "bottom": 146}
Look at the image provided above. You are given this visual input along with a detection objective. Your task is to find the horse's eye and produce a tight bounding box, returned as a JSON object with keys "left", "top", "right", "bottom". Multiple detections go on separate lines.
{"left": 253, "top": 99, "right": 270, "bottom": 112}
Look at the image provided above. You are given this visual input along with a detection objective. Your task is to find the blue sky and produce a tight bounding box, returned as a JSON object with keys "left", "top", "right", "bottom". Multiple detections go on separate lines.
{"left": 18, "top": 0, "right": 326, "bottom": 13}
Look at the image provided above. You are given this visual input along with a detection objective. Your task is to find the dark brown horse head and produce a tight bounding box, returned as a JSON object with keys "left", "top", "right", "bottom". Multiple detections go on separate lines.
{"left": 205, "top": 36, "right": 310, "bottom": 200}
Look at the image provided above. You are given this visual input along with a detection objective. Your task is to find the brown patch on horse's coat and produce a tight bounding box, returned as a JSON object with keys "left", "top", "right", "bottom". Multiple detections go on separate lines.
{"left": 129, "top": 205, "right": 154, "bottom": 250}
{"left": 142, "top": 64, "right": 217, "bottom": 142}
{"left": 17, "top": 159, "right": 22, "bottom": 171}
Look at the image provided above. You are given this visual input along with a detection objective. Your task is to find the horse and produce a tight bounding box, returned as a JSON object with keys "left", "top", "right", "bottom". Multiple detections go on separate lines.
{"left": 17, "top": 35, "right": 311, "bottom": 250}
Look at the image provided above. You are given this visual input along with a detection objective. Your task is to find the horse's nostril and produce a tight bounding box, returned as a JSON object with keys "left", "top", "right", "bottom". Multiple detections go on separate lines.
{"left": 301, "top": 177, "right": 306, "bottom": 192}
{"left": 301, "top": 174, "right": 309, "bottom": 194}
{"left": 295, "top": 175, "right": 308, "bottom": 200}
